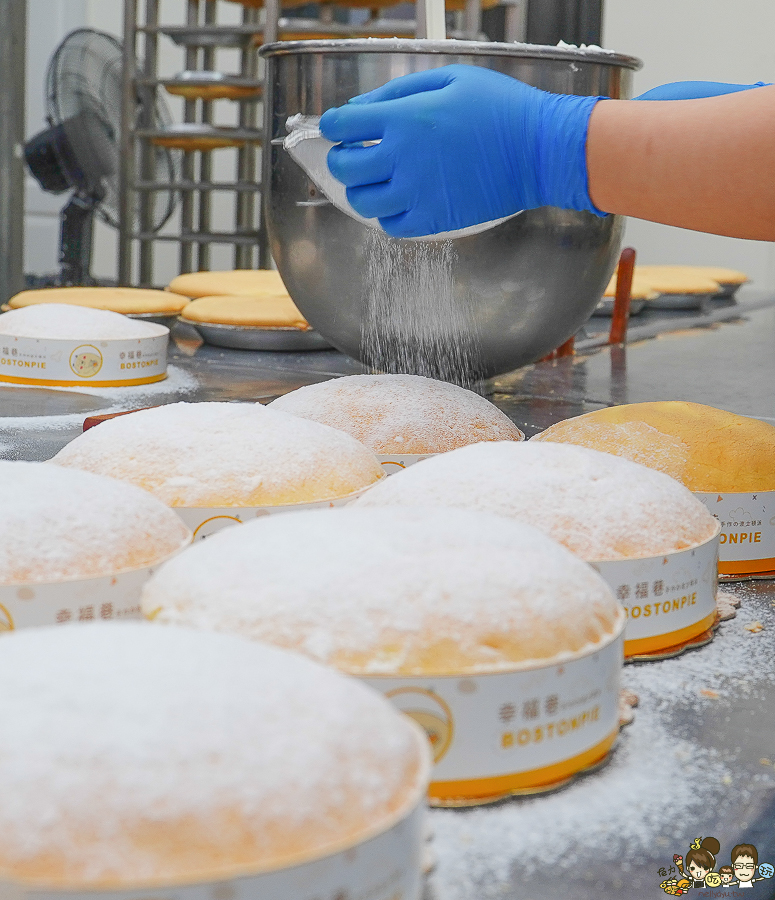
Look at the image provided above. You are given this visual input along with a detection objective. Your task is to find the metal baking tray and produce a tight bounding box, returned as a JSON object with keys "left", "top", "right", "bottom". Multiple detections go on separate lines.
{"left": 720, "top": 569, "right": 775, "bottom": 583}
{"left": 646, "top": 291, "right": 715, "bottom": 311}
{"left": 715, "top": 281, "right": 744, "bottom": 299}
{"left": 156, "top": 20, "right": 425, "bottom": 47}
{"left": 191, "top": 322, "right": 331, "bottom": 351}
{"left": 159, "top": 24, "right": 262, "bottom": 48}
{"left": 127, "top": 312, "right": 181, "bottom": 328}
{"left": 592, "top": 297, "right": 646, "bottom": 317}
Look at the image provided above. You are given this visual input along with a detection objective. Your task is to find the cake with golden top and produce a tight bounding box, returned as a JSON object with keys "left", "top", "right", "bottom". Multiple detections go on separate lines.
{"left": 533, "top": 401, "right": 775, "bottom": 493}
{"left": 181, "top": 293, "right": 310, "bottom": 329}
{"left": 51, "top": 402, "right": 383, "bottom": 507}
{"left": 629, "top": 266, "right": 720, "bottom": 297}
{"left": 603, "top": 272, "right": 659, "bottom": 300}
{"left": 168, "top": 269, "right": 289, "bottom": 299}
{"left": 0, "top": 624, "right": 427, "bottom": 889}
{"left": 6, "top": 286, "right": 188, "bottom": 315}
{"left": 270, "top": 374, "right": 524, "bottom": 455}
{"left": 637, "top": 264, "right": 746, "bottom": 293}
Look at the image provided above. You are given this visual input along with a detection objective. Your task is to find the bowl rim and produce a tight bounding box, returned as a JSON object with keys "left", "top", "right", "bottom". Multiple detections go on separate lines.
{"left": 259, "top": 38, "right": 643, "bottom": 71}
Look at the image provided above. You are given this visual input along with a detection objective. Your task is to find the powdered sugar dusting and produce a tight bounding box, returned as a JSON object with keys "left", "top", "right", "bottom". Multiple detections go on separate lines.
{"left": 533, "top": 418, "right": 692, "bottom": 482}
{"left": 0, "top": 462, "right": 190, "bottom": 583}
{"left": 428, "top": 587, "right": 775, "bottom": 897}
{"left": 270, "top": 374, "right": 523, "bottom": 454}
{"left": 0, "top": 304, "right": 166, "bottom": 340}
{"left": 0, "top": 624, "right": 423, "bottom": 884}
{"left": 355, "top": 442, "right": 718, "bottom": 561}
{"left": 624, "top": 583, "right": 775, "bottom": 703}
{"left": 428, "top": 704, "right": 730, "bottom": 897}
{"left": 67, "top": 364, "right": 198, "bottom": 404}
{"left": 51, "top": 402, "right": 384, "bottom": 507}
{"left": 0, "top": 367, "right": 198, "bottom": 439}
{"left": 142, "top": 507, "right": 622, "bottom": 675}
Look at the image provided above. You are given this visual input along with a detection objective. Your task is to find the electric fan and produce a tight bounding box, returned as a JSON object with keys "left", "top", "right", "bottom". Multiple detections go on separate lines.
{"left": 24, "top": 29, "right": 178, "bottom": 285}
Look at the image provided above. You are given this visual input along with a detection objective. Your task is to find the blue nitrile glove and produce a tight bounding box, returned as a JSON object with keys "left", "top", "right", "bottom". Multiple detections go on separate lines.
{"left": 636, "top": 80, "right": 769, "bottom": 100}
{"left": 319, "top": 64, "right": 606, "bottom": 239}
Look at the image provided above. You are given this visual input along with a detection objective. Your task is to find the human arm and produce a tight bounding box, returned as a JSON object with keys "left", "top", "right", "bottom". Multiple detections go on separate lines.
{"left": 586, "top": 85, "right": 775, "bottom": 240}
{"left": 320, "top": 65, "right": 602, "bottom": 238}
{"left": 320, "top": 65, "right": 775, "bottom": 241}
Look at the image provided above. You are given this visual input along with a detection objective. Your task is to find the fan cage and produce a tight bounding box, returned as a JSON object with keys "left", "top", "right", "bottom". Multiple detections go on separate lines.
{"left": 46, "top": 28, "right": 178, "bottom": 233}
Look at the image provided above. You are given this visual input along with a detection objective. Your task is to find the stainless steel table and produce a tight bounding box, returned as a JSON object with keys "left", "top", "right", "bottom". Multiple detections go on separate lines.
{"left": 2, "top": 290, "right": 775, "bottom": 899}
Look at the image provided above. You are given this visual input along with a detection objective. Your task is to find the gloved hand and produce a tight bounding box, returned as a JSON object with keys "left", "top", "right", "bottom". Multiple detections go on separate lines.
{"left": 319, "top": 64, "right": 606, "bottom": 239}
{"left": 636, "top": 80, "right": 769, "bottom": 100}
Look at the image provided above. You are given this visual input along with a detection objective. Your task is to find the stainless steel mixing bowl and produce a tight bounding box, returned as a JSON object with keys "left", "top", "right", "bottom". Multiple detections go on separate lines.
{"left": 260, "top": 39, "right": 641, "bottom": 378}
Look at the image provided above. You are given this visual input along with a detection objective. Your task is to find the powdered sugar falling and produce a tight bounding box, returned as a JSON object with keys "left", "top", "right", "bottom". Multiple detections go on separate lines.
{"left": 361, "top": 231, "right": 481, "bottom": 385}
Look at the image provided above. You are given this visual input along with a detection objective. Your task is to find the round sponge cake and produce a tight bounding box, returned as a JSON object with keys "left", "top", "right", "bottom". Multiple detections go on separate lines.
{"left": 7, "top": 286, "right": 188, "bottom": 315}
{"left": 630, "top": 266, "right": 721, "bottom": 296}
{"left": 168, "top": 269, "right": 289, "bottom": 299}
{"left": 533, "top": 401, "right": 775, "bottom": 493}
{"left": 270, "top": 374, "right": 524, "bottom": 454}
{"left": 603, "top": 272, "right": 658, "bottom": 300}
{"left": 636, "top": 264, "right": 746, "bottom": 290}
{"left": 0, "top": 462, "right": 190, "bottom": 584}
{"left": 180, "top": 294, "right": 310, "bottom": 329}
{"left": 0, "top": 624, "right": 426, "bottom": 888}
{"left": 51, "top": 402, "right": 384, "bottom": 507}
{"left": 354, "top": 441, "right": 718, "bottom": 561}
{"left": 142, "top": 506, "right": 623, "bottom": 675}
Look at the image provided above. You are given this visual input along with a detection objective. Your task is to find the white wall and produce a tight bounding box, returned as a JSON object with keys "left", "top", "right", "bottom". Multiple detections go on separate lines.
{"left": 603, "top": 0, "right": 775, "bottom": 290}
{"left": 25, "top": 0, "right": 88, "bottom": 279}
{"left": 24, "top": 0, "right": 249, "bottom": 285}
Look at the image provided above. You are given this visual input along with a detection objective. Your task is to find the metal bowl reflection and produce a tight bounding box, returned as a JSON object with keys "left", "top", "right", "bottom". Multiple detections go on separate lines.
{"left": 260, "top": 39, "right": 641, "bottom": 379}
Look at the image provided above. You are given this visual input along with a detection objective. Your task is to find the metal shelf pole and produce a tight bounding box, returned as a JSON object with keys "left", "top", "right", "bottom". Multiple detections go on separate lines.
{"left": 179, "top": 0, "right": 201, "bottom": 275}
{"left": 464, "top": 0, "right": 482, "bottom": 38}
{"left": 236, "top": 4, "right": 261, "bottom": 269}
{"left": 138, "top": 0, "right": 160, "bottom": 285}
{"left": 119, "top": 0, "right": 139, "bottom": 284}
{"left": 196, "top": 0, "right": 217, "bottom": 271}
{"left": 120, "top": 0, "right": 494, "bottom": 286}
{"left": 0, "top": 0, "right": 26, "bottom": 303}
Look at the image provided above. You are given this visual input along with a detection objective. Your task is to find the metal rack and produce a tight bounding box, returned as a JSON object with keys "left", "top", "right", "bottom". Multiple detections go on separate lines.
{"left": 120, "top": 0, "right": 266, "bottom": 286}
{"left": 118, "top": 0, "right": 495, "bottom": 287}
{"left": 0, "top": 0, "right": 26, "bottom": 304}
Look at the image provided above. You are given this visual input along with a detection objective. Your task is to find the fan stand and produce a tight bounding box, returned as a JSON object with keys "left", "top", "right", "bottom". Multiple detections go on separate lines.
{"left": 58, "top": 188, "right": 104, "bottom": 286}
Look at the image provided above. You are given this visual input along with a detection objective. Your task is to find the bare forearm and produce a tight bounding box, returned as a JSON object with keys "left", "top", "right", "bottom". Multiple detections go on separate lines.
{"left": 587, "top": 86, "right": 775, "bottom": 241}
